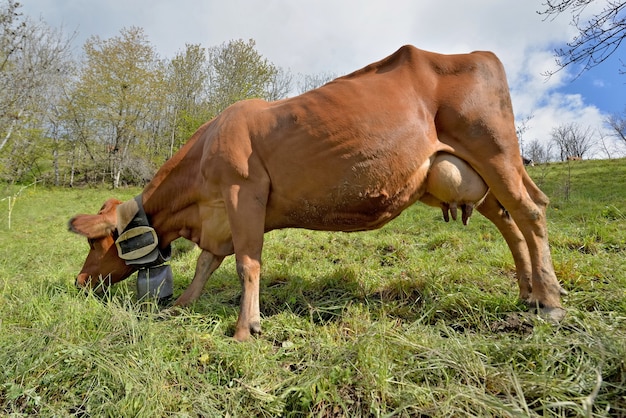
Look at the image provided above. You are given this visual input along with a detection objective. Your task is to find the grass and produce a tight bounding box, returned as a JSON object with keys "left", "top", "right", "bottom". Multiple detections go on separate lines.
{"left": 0, "top": 158, "right": 625, "bottom": 417}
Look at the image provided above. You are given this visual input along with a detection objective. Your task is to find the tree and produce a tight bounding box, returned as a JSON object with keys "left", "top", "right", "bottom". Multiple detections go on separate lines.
{"left": 0, "top": 0, "right": 29, "bottom": 155}
{"left": 264, "top": 66, "right": 293, "bottom": 101}
{"left": 297, "top": 72, "right": 337, "bottom": 94}
{"left": 526, "top": 139, "right": 554, "bottom": 164}
{"left": 539, "top": 0, "right": 626, "bottom": 76}
{"left": 0, "top": 0, "right": 74, "bottom": 182}
{"left": 165, "top": 44, "right": 211, "bottom": 156}
{"left": 68, "top": 27, "right": 165, "bottom": 188}
{"left": 515, "top": 115, "right": 534, "bottom": 159}
{"left": 604, "top": 110, "right": 626, "bottom": 157}
{"left": 550, "top": 122, "right": 595, "bottom": 160}
{"left": 206, "top": 39, "right": 283, "bottom": 116}
{"left": 164, "top": 40, "right": 292, "bottom": 157}
{"left": 606, "top": 110, "right": 626, "bottom": 143}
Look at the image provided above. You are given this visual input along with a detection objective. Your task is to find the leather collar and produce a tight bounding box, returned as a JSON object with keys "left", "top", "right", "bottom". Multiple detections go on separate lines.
{"left": 115, "top": 195, "right": 171, "bottom": 267}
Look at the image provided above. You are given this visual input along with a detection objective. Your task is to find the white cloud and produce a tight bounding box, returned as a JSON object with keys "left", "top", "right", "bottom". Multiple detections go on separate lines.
{"left": 593, "top": 79, "right": 606, "bottom": 88}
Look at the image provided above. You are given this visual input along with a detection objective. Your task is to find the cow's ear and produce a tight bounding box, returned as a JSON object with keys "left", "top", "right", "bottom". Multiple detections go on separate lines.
{"left": 68, "top": 214, "right": 116, "bottom": 239}
{"left": 98, "top": 198, "right": 123, "bottom": 215}
{"left": 69, "top": 198, "right": 121, "bottom": 239}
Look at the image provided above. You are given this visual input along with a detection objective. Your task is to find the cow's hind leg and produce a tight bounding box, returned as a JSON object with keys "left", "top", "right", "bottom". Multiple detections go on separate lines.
{"left": 174, "top": 250, "right": 224, "bottom": 306}
{"left": 475, "top": 191, "right": 568, "bottom": 301}
{"left": 478, "top": 159, "right": 566, "bottom": 321}
{"left": 519, "top": 170, "right": 569, "bottom": 303}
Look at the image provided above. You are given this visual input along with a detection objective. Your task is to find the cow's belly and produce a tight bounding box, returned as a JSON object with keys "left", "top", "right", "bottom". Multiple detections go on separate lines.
{"left": 265, "top": 157, "right": 432, "bottom": 232}
{"left": 280, "top": 193, "right": 411, "bottom": 231}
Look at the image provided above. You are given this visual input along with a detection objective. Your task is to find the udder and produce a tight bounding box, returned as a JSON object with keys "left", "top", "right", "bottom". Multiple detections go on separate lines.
{"left": 420, "top": 153, "right": 488, "bottom": 225}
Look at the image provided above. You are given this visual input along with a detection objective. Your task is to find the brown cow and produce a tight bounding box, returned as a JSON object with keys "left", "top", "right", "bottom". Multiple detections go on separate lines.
{"left": 69, "top": 45, "right": 567, "bottom": 341}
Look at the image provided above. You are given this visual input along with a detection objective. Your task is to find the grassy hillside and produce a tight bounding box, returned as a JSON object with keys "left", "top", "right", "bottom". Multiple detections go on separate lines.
{"left": 0, "top": 159, "right": 625, "bottom": 417}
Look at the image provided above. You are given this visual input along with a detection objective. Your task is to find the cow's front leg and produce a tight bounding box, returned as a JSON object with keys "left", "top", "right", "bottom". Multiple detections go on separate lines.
{"left": 174, "top": 250, "right": 224, "bottom": 306}
{"left": 222, "top": 172, "right": 269, "bottom": 341}
{"left": 234, "top": 255, "right": 262, "bottom": 341}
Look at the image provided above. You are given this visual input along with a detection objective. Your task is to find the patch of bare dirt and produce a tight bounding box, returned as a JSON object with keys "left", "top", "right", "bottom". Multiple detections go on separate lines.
{"left": 490, "top": 313, "right": 534, "bottom": 335}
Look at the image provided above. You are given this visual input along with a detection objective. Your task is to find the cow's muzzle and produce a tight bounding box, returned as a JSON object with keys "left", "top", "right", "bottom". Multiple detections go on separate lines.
{"left": 75, "top": 273, "right": 90, "bottom": 288}
{"left": 75, "top": 273, "right": 110, "bottom": 293}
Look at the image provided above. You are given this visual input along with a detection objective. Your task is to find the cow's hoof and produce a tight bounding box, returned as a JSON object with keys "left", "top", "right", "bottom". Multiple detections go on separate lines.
{"left": 233, "top": 321, "right": 262, "bottom": 342}
{"left": 233, "top": 330, "right": 250, "bottom": 342}
{"left": 250, "top": 321, "right": 262, "bottom": 335}
{"left": 534, "top": 306, "right": 566, "bottom": 323}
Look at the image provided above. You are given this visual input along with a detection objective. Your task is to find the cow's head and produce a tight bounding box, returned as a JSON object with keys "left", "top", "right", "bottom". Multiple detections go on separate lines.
{"left": 68, "top": 198, "right": 137, "bottom": 290}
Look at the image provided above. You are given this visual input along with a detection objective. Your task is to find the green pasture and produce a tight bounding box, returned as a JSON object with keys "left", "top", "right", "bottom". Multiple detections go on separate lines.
{"left": 1, "top": 159, "right": 625, "bottom": 417}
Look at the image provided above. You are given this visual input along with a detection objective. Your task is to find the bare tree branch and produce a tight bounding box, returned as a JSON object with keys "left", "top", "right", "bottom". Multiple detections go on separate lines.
{"left": 539, "top": 0, "right": 626, "bottom": 76}
{"left": 607, "top": 111, "right": 626, "bottom": 142}
{"left": 550, "top": 122, "right": 596, "bottom": 160}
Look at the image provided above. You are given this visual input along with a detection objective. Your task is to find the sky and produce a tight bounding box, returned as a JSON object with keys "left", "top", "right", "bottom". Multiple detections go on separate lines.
{"left": 20, "top": 0, "right": 626, "bottom": 157}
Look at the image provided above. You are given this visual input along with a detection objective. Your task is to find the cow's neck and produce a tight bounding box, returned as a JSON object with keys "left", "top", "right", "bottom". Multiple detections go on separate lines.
{"left": 137, "top": 122, "right": 208, "bottom": 247}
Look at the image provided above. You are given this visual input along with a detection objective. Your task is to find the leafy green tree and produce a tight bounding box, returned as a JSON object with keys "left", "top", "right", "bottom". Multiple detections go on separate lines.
{"left": 206, "top": 39, "right": 283, "bottom": 115}
{"left": 163, "top": 39, "right": 292, "bottom": 156}
{"left": 68, "top": 27, "right": 165, "bottom": 188}
{"left": 165, "top": 43, "right": 212, "bottom": 156}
